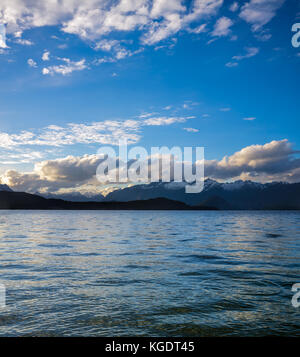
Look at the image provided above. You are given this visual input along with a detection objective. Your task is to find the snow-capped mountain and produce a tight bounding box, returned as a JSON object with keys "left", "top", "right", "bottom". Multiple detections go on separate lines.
{"left": 104, "top": 179, "right": 300, "bottom": 209}
{"left": 1, "top": 180, "right": 299, "bottom": 209}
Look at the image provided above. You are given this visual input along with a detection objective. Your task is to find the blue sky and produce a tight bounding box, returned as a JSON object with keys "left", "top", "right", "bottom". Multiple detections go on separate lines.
{"left": 0, "top": 0, "right": 299, "bottom": 194}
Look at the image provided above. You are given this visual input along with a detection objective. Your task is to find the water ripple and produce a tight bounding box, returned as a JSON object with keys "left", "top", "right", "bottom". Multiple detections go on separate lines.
{"left": 0, "top": 210, "right": 299, "bottom": 336}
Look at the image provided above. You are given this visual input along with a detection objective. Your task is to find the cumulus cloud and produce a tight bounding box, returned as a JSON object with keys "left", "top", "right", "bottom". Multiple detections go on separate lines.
{"left": 0, "top": 0, "right": 284, "bottom": 62}
{"left": 1, "top": 139, "right": 300, "bottom": 194}
{"left": 36, "top": 155, "right": 102, "bottom": 184}
{"left": 204, "top": 139, "right": 300, "bottom": 182}
{"left": 1, "top": 151, "right": 194, "bottom": 193}
{"left": 0, "top": 0, "right": 226, "bottom": 50}
{"left": 1, "top": 170, "right": 45, "bottom": 193}
{"left": 1, "top": 154, "right": 110, "bottom": 193}
{"left": 42, "top": 57, "right": 87, "bottom": 76}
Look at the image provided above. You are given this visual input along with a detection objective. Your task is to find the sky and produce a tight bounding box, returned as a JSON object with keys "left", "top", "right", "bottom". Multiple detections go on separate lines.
{"left": 0, "top": 0, "right": 299, "bottom": 195}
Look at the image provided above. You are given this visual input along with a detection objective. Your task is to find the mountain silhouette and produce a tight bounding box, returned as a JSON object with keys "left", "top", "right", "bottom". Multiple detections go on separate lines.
{"left": 1, "top": 179, "right": 300, "bottom": 210}
{"left": 0, "top": 191, "right": 215, "bottom": 210}
{"left": 104, "top": 179, "right": 300, "bottom": 209}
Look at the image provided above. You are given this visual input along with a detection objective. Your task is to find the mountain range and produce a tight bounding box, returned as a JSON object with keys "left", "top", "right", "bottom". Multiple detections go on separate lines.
{"left": 0, "top": 191, "right": 212, "bottom": 210}
{"left": 0, "top": 179, "right": 299, "bottom": 210}
{"left": 103, "top": 179, "right": 300, "bottom": 210}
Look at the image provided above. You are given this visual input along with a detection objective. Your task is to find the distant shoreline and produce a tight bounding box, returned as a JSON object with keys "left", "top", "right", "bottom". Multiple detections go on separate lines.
{"left": 0, "top": 191, "right": 299, "bottom": 210}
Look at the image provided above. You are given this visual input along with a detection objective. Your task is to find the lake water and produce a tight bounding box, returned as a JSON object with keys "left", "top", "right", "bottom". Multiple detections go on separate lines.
{"left": 0, "top": 210, "right": 299, "bottom": 336}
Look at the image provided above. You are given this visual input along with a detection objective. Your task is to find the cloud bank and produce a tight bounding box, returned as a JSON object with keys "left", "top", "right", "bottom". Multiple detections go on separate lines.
{"left": 1, "top": 139, "right": 299, "bottom": 195}
{"left": 0, "top": 0, "right": 284, "bottom": 48}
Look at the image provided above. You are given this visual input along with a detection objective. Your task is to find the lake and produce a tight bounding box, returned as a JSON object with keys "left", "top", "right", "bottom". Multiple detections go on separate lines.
{"left": 0, "top": 210, "right": 299, "bottom": 336}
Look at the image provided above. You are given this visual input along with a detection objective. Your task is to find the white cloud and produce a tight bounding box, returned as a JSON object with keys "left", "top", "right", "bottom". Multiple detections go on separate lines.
{"left": 0, "top": 148, "right": 44, "bottom": 164}
{"left": 35, "top": 155, "right": 102, "bottom": 184}
{"left": 14, "top": 31, "right": 22, "bottom": 38}
{"left": 220, "top": 107, "right": 231, "bottom": 112}
{"left": 232, "top": 46, "right": 259, "bottom": 61}
{"left": 183, "top": 0, "right": 224, "bottom": 23}
{"left": 150, "top": 0, "right": 186, "bottom": 18}
{"left": 0, "top": 122, "right": 137, "bottom": 149}
{"left": 183, "top": 127, "right": 199, "bottom": 133}
{"left": 239, "top": 0, "right": 285, "bottom": 32}
{"left": 139, "top": 112, "right": 158, "bottom": 118}
{"left": 142, "top": 0, "right": 223, "bottom": 44}
{"left": 0, "top": 24, "right": 8, "bottom": 48}
{"left": 27, "top": 58, "right": 37, "bottom": 67}
{"left": 243, "top": 117, "right": 256, "bottom": 121}
{"left": 42, "top": 50, "right": 50, "bottom": 61}
{"left": 229, "top": 2, "right": 239, "bottom": 12}
{"left": 143, "top": 116, "right": 187, "bottom": 126}
{"left": 42, "top": 58, "right": 87, "bottom": 76}
{"left": 1, "top": 170, "right": 46, "bottom": 192}
{"left": 205, "top": 139, "right": 300, "bottom": 182}
{"left": 58, "top": 43, "right": 68, "bottom": 49}
{"left": 225, "top": 61, "right": 238, "bottom": 67}
{"left": 211, "top": 16, "right": 233, "bottom": 37}
{"left": 1, "top": 154, "right": 125, "bottom": 193}
{"left": 187, "top": 23, "right": 207, "bottom": 34}
{"left": 2, "top": 139, "right": 300, "bottom": 194}
{"left": 254, "top": 29, "right": 272, "bottom": 41}
{"left": 94, "top": 39, "right": 143, "bottom": 62}
{"left": 0, "top": 114, "right": 191, "bottom": 149}
{"left": 95, "top": 39, "right": 120, "bottom": 52}
{"left": 142, "top": 13, "right": 183, "bottom": 45}
{"left": 1, "top": 0, "right": 279, "bottom": 58}
{"left": 0, "top": 0, "right": 226, "bottom": 50}
{"left": 182, "top": 101, "right": 199, "bottom": 110}
{"left": 15, "top": 38, "right": 33, "bottom": 45}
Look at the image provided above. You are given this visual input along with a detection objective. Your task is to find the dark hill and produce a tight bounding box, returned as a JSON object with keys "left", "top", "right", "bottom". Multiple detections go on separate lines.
{"left": 0, "top": 191, "right": 215, "bottom": 210}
